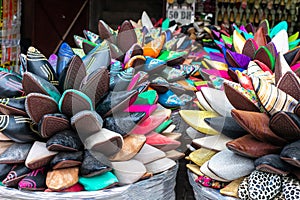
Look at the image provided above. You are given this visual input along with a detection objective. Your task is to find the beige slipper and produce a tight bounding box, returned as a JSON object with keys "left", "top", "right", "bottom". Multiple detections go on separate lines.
{"left": 133, "top": 144, "right": 166, "bottom": 164}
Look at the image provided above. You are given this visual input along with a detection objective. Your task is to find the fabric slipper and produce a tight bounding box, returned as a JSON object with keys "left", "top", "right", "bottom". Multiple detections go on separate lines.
{"left": 133, "top": 143, "right": 166, "bottom": 164}
{"left": 188, "top": 147, "right": 217, "bottom": 167}
{"left": 50, "top": 151, "right": 83, "bottom": 170}
{"left": 83, "top": 46, "right": 110, "bottom": 75}
{"left": 200, "top": 161, "right": 230, "bottom": 182}
{"left": 192, "top": 134, "right": 233, "bottom": 151}
{"left": 2, "top": 164, "right": 31, "bottom": 187}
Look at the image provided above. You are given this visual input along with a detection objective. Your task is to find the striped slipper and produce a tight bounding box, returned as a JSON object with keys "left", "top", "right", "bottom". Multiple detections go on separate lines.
{"left": 0, "top": 96, "right": 27, "bottom": 116}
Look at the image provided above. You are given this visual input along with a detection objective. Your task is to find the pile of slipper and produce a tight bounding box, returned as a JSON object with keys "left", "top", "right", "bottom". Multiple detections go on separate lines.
{"left": 0, "top": 11, "right": 209, "bottom": 193}
{"left": 183, "top": 19, "right": 300, "bottom": 199}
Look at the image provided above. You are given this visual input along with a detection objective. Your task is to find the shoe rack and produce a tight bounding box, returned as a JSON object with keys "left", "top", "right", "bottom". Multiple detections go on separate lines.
{"left": 215, "top": 0, "right": 300, "bottom": 34}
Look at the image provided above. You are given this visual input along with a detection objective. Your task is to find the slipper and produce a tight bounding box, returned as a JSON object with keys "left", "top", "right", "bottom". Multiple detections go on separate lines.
{"left": 284, "top": 47, "right": 300, "bottom": 66}
{"left": 238, "top": 176, "right": 250, "bottom": 199}
{"left": 145, "top": 132, "right": 181, "bottom": 152}
{"left": 109, "top": 134, "right": 146, "bottom": 161}
{"left": 112, "top": 159, "right": 146, "bottom": 185}
{"left": 80, "top": 150, "right": 112, "bottom": 177}
{"left": 48, "top": 54, "right": 57, "bottom": 72}
{"left": 143, "top": 34, "right": 165, "bottom": 58}
{"left": 254, "top": 154, "right": 292, "bottom": 176}
{"left": 188, "top": 148, "right": 217, "bottom": 167}
{"left": 242, "top": 39, "right": 258, "bottom": 59}
{"left": 117, "top": 20, "right": 137, "bottom": 53}
{"left": 82, "top": 40, "right": 97, "bottom": 55}
{"left": 98, "top": 20, "right": 116, "bottom": 44}
{"left": 0, "top": 143, "right": 32, "bottom": 164}
{"left": 0, "top": 163, "right": 13, "bottom": 181}
{"left": 46, "top": 167, "right": 79, "bottom": 191}
{"left": 73, "top": 35, "right": 85, "bottom": 48}
{"left": 220, "top": 177, "right": 244, "bottom": 198}
{"left": 280, "top": 139, "right": 300, "bottom": 168}
{"left": 38, "top": 113, "right": 70, "bottom": 139}
{"left": 204, "top": 116, "right": 248, "bottom": 139}
{"left": 25, "top": 93, "right": 58, "bottom": 124}
{"left": 2, "top": 164, "right": 31, "bottom": 187}
{"left": 97, "top": 90, "right": 138, "bottom": 117}
{"left": 110, "top": 67, "right": 135, "bottom": 92}
{"left": 154, "top": 119, "right": 172, "bottom": 133}
{"left": 0, "top": 142, "right": 14, "bottom": 156}
{"left": 247, "top": 61, "right": 274, "bottom": 84}
{"left": 45, "top": 183, "right": 84, "bottom": 192}
{"left": 233, "top": 30, "right": 246, "bottom": 54}
{"left": 272, "top": 29, "right": 289, "bottom": 54}
{"left": 83, "top": 29, "right": 101, "bottom": 44}
{"left": 123, "top": 43, "right": 143, "bottom": 64}
{"left": 50, "top": 151, "right": 83, "bottom": 170}
{"left": 186, "top": 164, "right": 203, "bottom": 176}
{"left": 208, "top": 149, "right": 255, "bottom": 181}
{"left": 165, "top": 150, "right": 185, "bottom": 160}
{"left": 25, "top": 141, "right": 58, "bottom": 170}
{"left": 179, "top": 110, "right": 220, "bottom": 135}
{"left": 145, "top": 157, "right": 176, "bottom": 175}
{"left": 142, "top": 56, "right": 166, "bottom": 74}
{"left": 83, "top": 46, "right": 110, "bottom": 75}
{"left": 56, "top": 42, "right": 75, "bottom": 76}
{"left": 71, "top": 110, "right": 103, "bottom": 142}
{"left": 79, "top": 171, "right": 118, "bottom": 191}
{"left": 226, "top": 50, "right": 251, "bottom": 69}
{"left": 0, "top": 96, "right": 27, "bottom": 116}
{"left": 277, "top": 71, "right": 300, "bottom": 101}
{"left": 162, "top": 124, "right": 176, "bottom": 134}
{"left": 274, "top": 53, "right": 293, "bottom": 85}
{"left": 26, "top": 47, "right": 58, "bottom": 86}
{"left": 84, "top": 128, "right": 123, "bottom": 157}
{"left": 79, "top": 68, "right": 109, "bottom": 106}
{"left": 124, "top": 55, "right": 146, "bottom": 70}
{"left": 231, "top": 109, "right": 288, "bottom": 146}
{"left": 192, "top": 134, "right": 233, "bottom": 152}
{"left": 200, "top": 161, "right": 230, "bottom": 182}
{"left": 161, "top": 67, "right": 186, "bottom": 82}
{"left": 141, "top": 11, "right": 153, "bottom": 29}
{"left": 22, "top": 72, "right": 61, "bottom": 103}
{"left": 18, "top": 167, "right": 47, "bottom": 191}
{"left": 0, "top": 115, "right": 39, "bottom": 143}
{"left": 226, "top": 134, "right": 282, "bottom": 158}
{"left": 133, "top": 144, "right": 166, "bottom": 164}
{"left": 195, "top": 91, "right": 215, "bottom": 112}
{"left": 282, "top": 176, "right": 300, "bottom": 200}
{"left": 59, "top": 89, "right": 94, "bottom": 117}
{"left": 254, "top": 27, "right": 267, "bottom": 47}
{"left": 46, "top": 130, "right": 83, "bottom": 152}
{"left": 161, "top": 132, "right": 181, "bottom": 140}
{"left": 254, "top": 46, "right": 275, "bottom": 71}
{"left": 248, "top": 170, "right": 281, "bottom": 200}
{"left": 124, "top": 104, "right": 157, "bottom": 119}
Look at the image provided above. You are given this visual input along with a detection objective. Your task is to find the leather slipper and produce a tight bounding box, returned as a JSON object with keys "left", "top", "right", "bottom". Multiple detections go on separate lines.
{"left": 188, "top": 147, "right": 217, "bottom": 167}
{"left": 277, "top": 71, "right": 300, "bottom": 101}
{"left": 18, "top": 167, "right": 47, "bottom": 191}
{"left": 25, "top": 93, "right": 58, "bottom": 124}
{"left": 0, "top": 142, "right": 14, "bottom": 155}
{"left": 46, "top": 167, "right": 79, "bottom": 191}
{"left": 2, "top": 164, "right": 31, "bottom": 187}
{"left": 110, "top": 67, "right": 135, "bottom": 92}
{"left": 109, "top": 134, "right": 146, "bottom": 161}
{"left": 280, "top": 139, "right": 300, "bottom": 168}
{"left": 59, "top": 89, "right": 94, "bottom": 117}
{"left": 117, "top": 20, "right": 137, "bottom": 53}
{"left": 56, "top": 42, "right": 75, "bottom": 76}
{"left": 38, "top": 113, "right": 70, "bottom": 139}
{"left": 79, "top": 171, "right": 118, "bottom": 191}
{"left": 0, "top": 96, "right": 27, "bottom": 116}
{"left": 80, "top": 150, "right": 112, "bottom": 177}
{"left": 0, "top": 71, "right": 24, "bottom": 98}
{"left": 46, "top": 130, "right": 83, "bottom": 152}
{"left": 192, "top": 134, "right": 233, "bottom": 152}
{"left": 50, "top": 151, "right": 83, "bottom": 170}
{"left": 145, "top": 157, "right": 176, "bottom": 175}
{"left": 133, "top": 143, "right": 166, "bottom": 164}
{"left": 165, "top": 150, "right": 185, "bottom": 160}
{"left": 0, "top": 143, "right": 32, "bottom": 164}
{"left": 83, "top": 46, "right": 110, "bottom": 75}
{"left": 0, "top": 163, "right": 13, "bottom": 181}
{"left": 145, "top": 132, "right": 181, "bottom": 152}
{"left": 84, "top": 128, "right": 123, "bottom": 157}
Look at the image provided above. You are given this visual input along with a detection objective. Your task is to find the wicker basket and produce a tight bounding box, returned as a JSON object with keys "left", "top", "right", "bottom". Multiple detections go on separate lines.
{"left": 0, "top": 163, "right": 178, "bottom": 200}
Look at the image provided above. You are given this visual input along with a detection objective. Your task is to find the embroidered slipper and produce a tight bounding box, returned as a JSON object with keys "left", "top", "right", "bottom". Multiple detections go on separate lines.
{"left": 112, "top": 159, "right": 146, "bottom": 185}
{"left": 133, "top": 143, "right": 166, "bottom": 164}
{"left": 26, "top": 47, "right": 58, "bottom": 86}
{"left": 145, "top": 132, "right": 181, "bottom": 152}
{"left": 231, "top": 109, "right": 288, "bottom": 146}
{"left": 46, "top": 167, "right": 79, "bottom": 191}
{"left": 200, "top": 161, "right": 230, "bottom": 182}
{"left": 79, "top": 68, "right": 109, "bottom": 106}
{"left": 226, "top": 134, "right": 282, "bottom": 158}
{"left": 145, "top": 157, "right": 176, "bottom": 175}
{"left": 2, "top": 164, "right": 31, "bottom": 187}
{"left": 192, "top": 134, "right": 233, "bottom": 152}
{"left": 71, "top": 110, "right": 103, "bottom": 142}
{"left": 208, "top": 149, "right": 255, "bottom": 181}
{"left": 117, "top": 20, "right": 137, "bottom": 53}
{"left": 84, "top": 128, "right": 123, "bottom": 157}
{"left": 252, "top": 76, "right": 298, "bottom": 116}
{"left": 56, "top": 42, "right": 75, "bottom": 76}
{"left": 280, "top": 140, "right": 300, "bottom": 168}
{"left": 79, "top": 171, "right": 118, "bottom": 191}
{"left": 0, "top": 163, "right": 13, "bottom": 181}
{"left": 0, "top": 71, "right": 24, "bottom": 98}
{"left": 60, "top": 55, "right": 86, "bottom": 91}
{"left": 0, "top": 96, "right": 27, "bottom": 116}
{"left": 142, "top": 56, "right": 166, "bottom": 74}
{"left": 25, "top": 141, "right": 57, "bottom": 170}
{"left": 269, "top": 111, "right": 300, "bottom": 141}
{"left": 83, "top": 46, "right": 110, "bottom": 75}
{"left": 59, "top": 89, "right": 94, "bottom": 117}
{"left": 96, "top": 90, "right": 138, "bottom": 117}
{"left": 46, "top": 130, "right": 83, "bottom": 152}
{"left": 248, "top": 170, "right": 281, "bottom": 200}
{"left": 38, "top": 113, "right": 70, "bottom": 139}
{"left": 103, "top": 112, "right": 146, "bottom": 136}
{"left": 18, "top": 167, "right": 47, "bottom": 191}
{"left": 254, "top": 154, "right": 292, "bottom": 176}
{"left": 143, "top": 34, "right": 165, "bottom": 58}
{"left": 204, "top": 116, "right": 248, "bottom": 139}
{"left": 50, "top": 151, "right": 83, "bottom": 170}
{"left": 22, "top": 72, "right": 61, "bottom": 103}
{"left": 0, "top": 115, "right": 39, "bottom": 143}
{"left": 25, "top": 93, "right": 58, "bottom": 124}
{"left": 179, "top": 110, "right": 219, "bottom": 135}
{"left": 109, "top": 134, "right": 146, "bottom": 161}
{"left": 188, "top": 147, "right": 217, "bottom": 167}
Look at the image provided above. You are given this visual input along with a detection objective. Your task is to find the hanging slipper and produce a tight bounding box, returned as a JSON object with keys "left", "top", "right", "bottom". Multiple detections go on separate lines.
{"left": 38, "top": 113, "right": 70, "bottom": 139}
{"left": 25, "top": 93, "right": 58, "bottom": 124}
{"left": 109, "top": 134, "right": 146, "bottom": 161}
{"left": 46, "top": 167, "right": 79, "bottom": 191}
{"left": 0, "top": 96, "right": 27, "bottom": 116}
{"left": 0, "top": 71, "right": 24, "bottom": 98}
{"left": 50, "top": 151, "right": 83, "bottom": 170}
{"left": 80, "top": 150, "right": 112, "bottom": 177}
{"left": 18, "top": 167, "right": 47, "bottom": 191}
{"left": 26, "top": 47, "right": 58, "bottom": 86}
{"left": 84, "top": 128, "right": 123, "bottom": 157}
{"left": 25, "top": 141, "right": 57, "bottom": 170}
{"left": 2, "top": 164, "right": 31, "bottom": 187}
{"left": 56, "top": 42, "right": 75, "bottom": 76}
{"left": 46, "top": 130, "right": 83, "bottom": 152}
